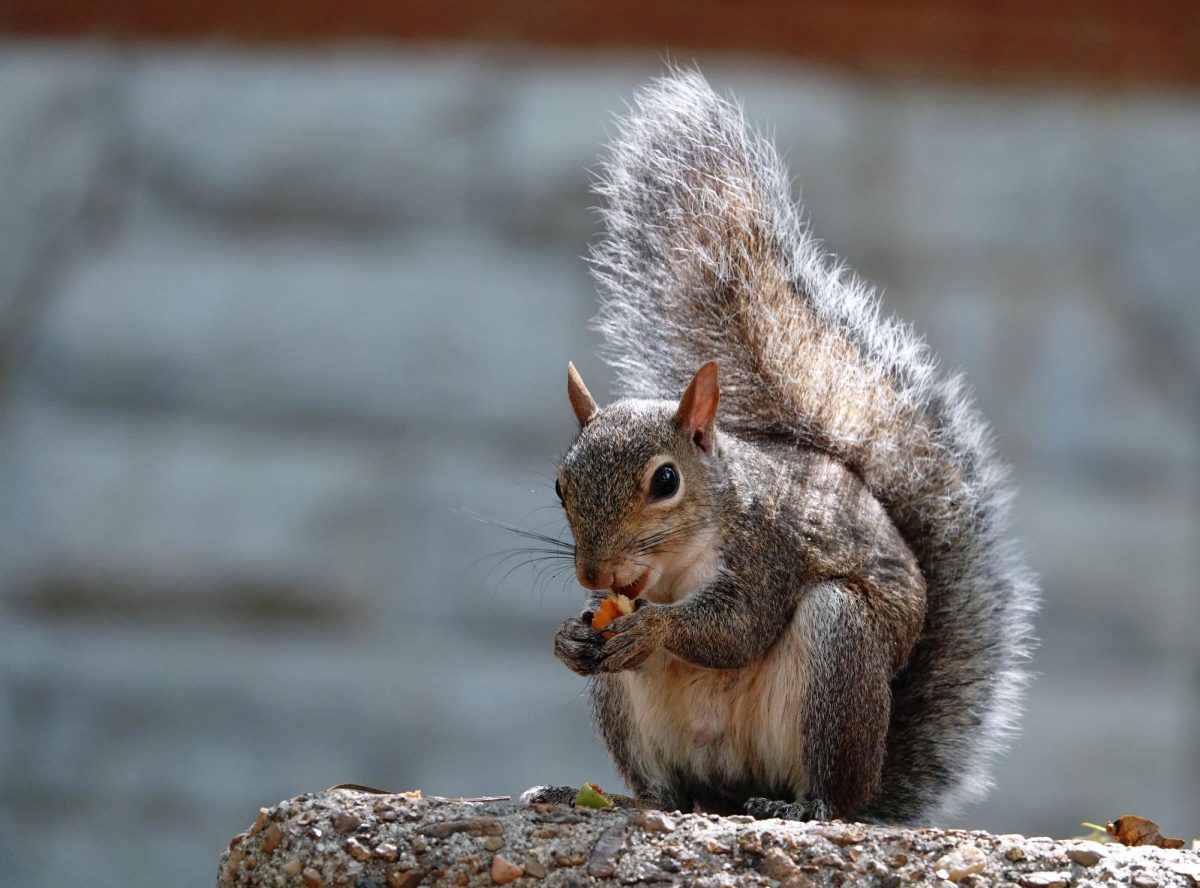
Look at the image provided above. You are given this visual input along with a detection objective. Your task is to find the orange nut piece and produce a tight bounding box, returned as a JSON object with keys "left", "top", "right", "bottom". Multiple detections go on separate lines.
{"left": 590, "top": 594, "right": 635, "bottom": 638}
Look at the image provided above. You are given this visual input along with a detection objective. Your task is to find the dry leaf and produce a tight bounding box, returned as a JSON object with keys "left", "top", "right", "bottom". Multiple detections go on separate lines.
{"left": 574, "top": 782, "right": 614, "bottom": 809}
{"left": 1105, "top": 814, "right": 1185, "bottom": 849}
{"left": 327, "top": 783, "right": 396, "bottom": 794}
{"left": 325, "top": 784, "right": 424, "bottom": 802}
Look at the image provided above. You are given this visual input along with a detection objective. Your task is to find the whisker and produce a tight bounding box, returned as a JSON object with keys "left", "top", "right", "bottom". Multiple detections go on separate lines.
{"left": 471, "top": 547, "right": 575, "bottom": 574}
{"left": 631, "top": 517, "right": 714, "bottom": 555}
{"left": 459, "top": 507, "right": 576, "bottom": 551}
{"left": 494, "top": 554, "right": 576, "bottom": 589}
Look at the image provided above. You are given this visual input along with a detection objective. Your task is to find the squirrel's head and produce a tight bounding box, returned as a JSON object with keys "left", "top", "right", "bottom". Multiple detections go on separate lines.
{"left": 556, "top": 361, "right": 724, "bottom": 604}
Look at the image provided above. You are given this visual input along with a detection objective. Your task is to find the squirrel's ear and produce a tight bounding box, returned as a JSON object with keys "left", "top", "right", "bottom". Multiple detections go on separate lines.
{"left": 675, "top": 361, "right": 719, "bottom": 452}
{"left": 567, "top": 361, "right": 598, "bottom": 427}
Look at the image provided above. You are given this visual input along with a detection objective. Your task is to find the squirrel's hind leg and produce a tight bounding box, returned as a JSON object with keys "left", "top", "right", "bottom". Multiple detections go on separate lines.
{"left": 519, "top": 785, "right": 578, "bottom": 806}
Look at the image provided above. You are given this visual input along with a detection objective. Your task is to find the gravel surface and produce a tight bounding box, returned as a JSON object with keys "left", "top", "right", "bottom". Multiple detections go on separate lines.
{"left": 216, "top": 789, "right": 1200, "bottom": 887}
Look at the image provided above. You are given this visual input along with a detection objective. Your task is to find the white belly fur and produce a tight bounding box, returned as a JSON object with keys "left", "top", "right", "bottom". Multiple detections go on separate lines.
{"left": 618, "top": 602, "right": 811, "bottom": 796}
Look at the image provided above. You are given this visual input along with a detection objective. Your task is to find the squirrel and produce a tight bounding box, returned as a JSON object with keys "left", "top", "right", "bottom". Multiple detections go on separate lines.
{"left": 522, "top": 70, "right": 1037, "bottom": 824}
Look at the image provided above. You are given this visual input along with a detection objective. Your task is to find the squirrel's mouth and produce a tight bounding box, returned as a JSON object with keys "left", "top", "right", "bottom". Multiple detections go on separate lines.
{"left": 613, "top": 570, "right": 649, "bottom": 600}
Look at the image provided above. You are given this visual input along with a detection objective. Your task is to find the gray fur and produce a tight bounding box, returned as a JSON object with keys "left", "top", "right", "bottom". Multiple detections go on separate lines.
{"left": 586, "top": 70, "right": 1038, "bottom": 823}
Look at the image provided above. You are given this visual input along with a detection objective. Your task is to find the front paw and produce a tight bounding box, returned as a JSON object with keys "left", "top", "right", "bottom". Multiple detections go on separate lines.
{"left": 553, "top": 616, "right": 605, "bottom": 675}
{"left": 744, "top": 795, "right": 830, "bottom": 822}
{"left": 598, "top": 605, "right": 668, "bottom": 672}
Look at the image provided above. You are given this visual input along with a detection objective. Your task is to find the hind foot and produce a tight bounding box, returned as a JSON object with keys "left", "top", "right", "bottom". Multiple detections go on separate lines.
{"left": 519, "top": 785, "right": 578, "bottom": 806}
{"left": 744, "top": 795, "right": 830, "bottom": 822}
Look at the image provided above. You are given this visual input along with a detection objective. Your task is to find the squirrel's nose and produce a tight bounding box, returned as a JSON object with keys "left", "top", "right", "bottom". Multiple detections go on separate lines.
{"left": 577, "top": 562, "right": 615, "bottom": 591}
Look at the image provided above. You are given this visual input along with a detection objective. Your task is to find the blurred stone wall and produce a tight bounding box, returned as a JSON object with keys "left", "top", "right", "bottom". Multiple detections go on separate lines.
{"left": 0, "top": 41, "right": 1197, "bottom": 888}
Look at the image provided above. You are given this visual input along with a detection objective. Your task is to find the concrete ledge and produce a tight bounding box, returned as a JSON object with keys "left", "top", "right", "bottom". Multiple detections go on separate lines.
{"left": 217, "top": 789, "right": 1200, "bottom": 887}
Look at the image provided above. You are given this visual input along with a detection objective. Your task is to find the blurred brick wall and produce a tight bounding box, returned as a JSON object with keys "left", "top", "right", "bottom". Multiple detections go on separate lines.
{"left": 0, "top": 42, "right": 1197, "bottom": 888}
{"left": 5, "top": 0, "right": 1200, "bottom": 88}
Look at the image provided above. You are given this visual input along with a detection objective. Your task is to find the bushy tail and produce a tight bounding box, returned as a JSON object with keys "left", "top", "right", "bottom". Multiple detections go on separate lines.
{"left": 591, "top": 70, "right": 1037, "bottom": 823}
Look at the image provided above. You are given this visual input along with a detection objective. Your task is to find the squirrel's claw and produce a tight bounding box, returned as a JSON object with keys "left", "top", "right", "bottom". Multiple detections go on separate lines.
{"left": 579, "top": 594, "right": 609, "bottom": 626}
{"left": 553, "top": 616, "right": 606, "bottom": 676}
{"left": 744, "top": 795, "right": 831, "bottom": 822}
{"left": 598, "top": 606, "right": 666, "bottom": 672}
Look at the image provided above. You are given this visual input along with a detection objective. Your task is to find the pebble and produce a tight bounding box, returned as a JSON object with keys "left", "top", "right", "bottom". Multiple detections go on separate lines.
{"left": 763, "top": 847, "right": 800, "bottom": 880}
{"left": 345, "top": 837, "right": 371, "bottom": 861}
{"left": 817, "top": 825, "right": 867, "bottom": 847}
{"left": 418, "top": 817, "right": 503, "bottom": 838}
{"left": 781, "top": 877, "right": 816, "bottom": 888}
{"left": 484, "top": 836, "right": 504, "bottom": 851}
{"left": 934, "top": 845, "right": 986, "bottom": 882}
{"left": 554, "top": 849, "right": 586, "bottom": 867}
{"left": 1018, "top": 872, "right": 1071, "bottom": 888}
{"left": 1132, "top": 876, "right": 1159, "bottom": 888}
{"left": 411, "top": 836, "right": 429, "bottom": 855}
{"left": 373, "top": 842, "right": 398, "bottom": 862}
{"left": 703, "top": 836, "right": 732, "bottom": 854}
{"left": 737, "top": 830, "right": 763, "bottom": 854}
{"left": 1004, "top": 845, "right": 1027, "bottom": 862}
{"left": 334, "top": 812, "right": 362, "bottom": 834}
{"left": 281, "top": 858, "right": 302, "bottom": 877}
{"left": 490, "top": 854, "right": 523, "bottom": 885}
{"left": 1171, "top": 862, "right": 1200, "bottom": 884}
{"left": 261, "top": 822, "right": 284, "bottom": 854}
{"left": 251, "top": 808, "right": 271, "bottom": 834}
{"left": 1066, "top": 845, "right": 1104, "bottom": 868}
{"left": 386, "top": 870, "right": 424, "bottom": 888}
{"left": 633, "top": 810, "right": 677, "bottom": 832}
{"left": 523, "top": 857, "right": 546, "bottom": 879}
{"left": 623, "top": 860, "right": 669, "bottom": 882}
{"left": 811, "top": 853, "right": 846, "bottom": 869}
{"left": 302, "top": 866, "right": 324, "bottom": 888}
{"left": 588, "top": 825, "right": 627, "bottom": 877}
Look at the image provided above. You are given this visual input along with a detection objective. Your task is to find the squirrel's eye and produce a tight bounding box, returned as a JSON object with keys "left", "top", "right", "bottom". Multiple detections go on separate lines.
{"left": 648, "top": 464, "right": 680, "bottom": 501}
{"left": 554, "top": 478, "right": 563, "bottom": 501}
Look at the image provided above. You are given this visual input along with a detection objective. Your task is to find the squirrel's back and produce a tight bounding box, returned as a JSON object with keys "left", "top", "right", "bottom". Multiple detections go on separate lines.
{"left": 591, "top": 70, "right": 1037, "bottom": 822}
